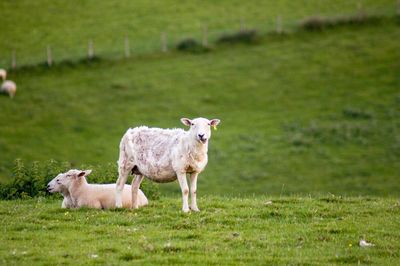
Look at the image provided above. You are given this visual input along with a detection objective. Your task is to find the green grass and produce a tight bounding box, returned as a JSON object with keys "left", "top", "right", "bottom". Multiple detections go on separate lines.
{"left": 0, "top": 0, "right": 395, "bottom": 66}
{"left": 0, "top": 196, "right": 399, "bottom": 264}
{"left": 1, "top": 18, "right": 399, "bottom": 196}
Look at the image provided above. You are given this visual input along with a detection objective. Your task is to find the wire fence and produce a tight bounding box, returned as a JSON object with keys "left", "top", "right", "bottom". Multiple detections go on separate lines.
{"left": 0, "top": 2, "right": 397, "bottom": 70}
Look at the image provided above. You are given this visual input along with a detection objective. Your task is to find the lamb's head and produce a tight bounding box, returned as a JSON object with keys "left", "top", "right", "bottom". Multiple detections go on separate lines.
{"left": 181, "top": 117, "right": 220, "bottom": 145}
{"left": 52, "top": 169, "right": 92, "bottom": 190}
{"left": 47, "top": 173, "right": 66, "bottom": 193}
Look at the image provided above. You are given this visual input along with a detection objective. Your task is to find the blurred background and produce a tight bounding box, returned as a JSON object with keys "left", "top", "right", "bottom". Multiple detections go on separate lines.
{"left": 0, "top": 0, "right": 399, "bottom": 197}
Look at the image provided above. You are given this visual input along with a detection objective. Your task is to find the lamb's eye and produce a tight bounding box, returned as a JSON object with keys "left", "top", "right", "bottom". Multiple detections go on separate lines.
{"left": 191, "top": 123, "right": 195, "bottom": 126}
{"left": 56, "top": 179, "right": 59, "bottom": 182}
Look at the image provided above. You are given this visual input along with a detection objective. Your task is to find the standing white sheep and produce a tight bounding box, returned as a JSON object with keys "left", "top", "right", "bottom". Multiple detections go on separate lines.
{"left": 1, "top": 80, "right": 17, "bottom": 98}
{"left": 116, "top": 117, "right": 220, "bottom": 212}
{"left": 0, "top": 69, "right": 6, "bottom": 80}
{"left": 49, "top": 169, "right": 148, "bottom": 209}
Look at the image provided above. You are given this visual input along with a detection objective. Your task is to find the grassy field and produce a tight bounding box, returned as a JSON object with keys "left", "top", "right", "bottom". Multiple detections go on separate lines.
{"left": 0, "top": 0, "right": 395, "bottom": 66}
{"left": 0, "top": 196, "right": 399, "bottom": 264}
{"left": 1, "top": 17, "right": 399, "bottom": 196}
{"left": 0, "top": 2, "right": 399, "bottom": 265}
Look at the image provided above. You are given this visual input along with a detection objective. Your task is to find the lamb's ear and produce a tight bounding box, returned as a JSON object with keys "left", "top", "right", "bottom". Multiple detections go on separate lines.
{"left": 210, "top": 119, "right": 221, "bottom": 126}
{"left": 181, "top": 118, "right": 192, "bottom": 127}
{"left": 77, "top": 171, "right": 86, "bottom": 178}
{"left": 79, "top": 170, "right": 92, "bottom": 176}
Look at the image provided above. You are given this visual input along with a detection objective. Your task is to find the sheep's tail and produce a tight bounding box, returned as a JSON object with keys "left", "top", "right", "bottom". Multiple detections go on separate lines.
{"left": 118, "top": 129, "right": 132, "bottom": 166}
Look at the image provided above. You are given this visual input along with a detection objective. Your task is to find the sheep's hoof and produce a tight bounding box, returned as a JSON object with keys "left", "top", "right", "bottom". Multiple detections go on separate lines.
{"left": 190, "top": 206, "right": 200, "bottom": 212}
{"left": 182, "top": 208, "right": 190, "bottom": 213}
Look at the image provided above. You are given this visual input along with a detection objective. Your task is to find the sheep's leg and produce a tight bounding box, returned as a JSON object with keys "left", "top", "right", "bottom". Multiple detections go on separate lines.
{"left": 131, "top": 175, "right": 144, "bottom": 209}
{"left": 189, "top": 173, "right": 200, "bottom": 212}
{"left": 177, "top": 173, "right": 190, "bottom": 213}
{"left": 116, "top": 164, "right": 130, "bottom": 208}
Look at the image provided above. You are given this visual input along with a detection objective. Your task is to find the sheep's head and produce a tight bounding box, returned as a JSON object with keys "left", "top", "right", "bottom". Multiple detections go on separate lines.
{"left": 47, "top": 173, "right": 66, "bottom": 193}
{"left": 50, "top": 169, "right": 92, "bottom": 190}
{"left": 181, "top": 117, "right": 220, "bottom": 145}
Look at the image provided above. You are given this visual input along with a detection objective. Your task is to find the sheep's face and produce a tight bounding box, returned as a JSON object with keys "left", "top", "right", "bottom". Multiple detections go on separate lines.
{"left": 181, "top": 117, "right": 220, "bottom": 145}
{"left": 47, "top": 173, "right": 66, "bottom": 193}
{"left": 53, "top": 169, "right": 92, "bottom": 189}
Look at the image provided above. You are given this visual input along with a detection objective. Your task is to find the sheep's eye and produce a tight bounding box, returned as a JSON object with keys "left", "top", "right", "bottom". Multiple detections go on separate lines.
{"left": 208, "top": 123, "right": 211, "bottom": 126}
{"left": 56, "top": 179, "right": 59, "bottom": 182}
{"left": 191, "top": 123, "right": 194, "bottom": 126}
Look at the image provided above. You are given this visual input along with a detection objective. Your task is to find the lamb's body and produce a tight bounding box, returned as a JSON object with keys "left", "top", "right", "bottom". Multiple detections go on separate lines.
{"left": 70, "top": 182, "right": 148, "bottom": 209}
{"left": 116, "top": 117, "right": 220, "bottom": 212}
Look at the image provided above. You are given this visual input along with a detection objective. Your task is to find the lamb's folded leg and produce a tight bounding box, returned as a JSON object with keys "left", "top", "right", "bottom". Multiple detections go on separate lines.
{"left": 61, "top": 198, "right": 67, "bottom": 208}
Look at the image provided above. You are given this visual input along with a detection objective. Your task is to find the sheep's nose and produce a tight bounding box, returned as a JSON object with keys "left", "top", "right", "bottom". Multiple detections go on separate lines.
{"left": 198, "top": 134, "right": 205, "bottom": 139}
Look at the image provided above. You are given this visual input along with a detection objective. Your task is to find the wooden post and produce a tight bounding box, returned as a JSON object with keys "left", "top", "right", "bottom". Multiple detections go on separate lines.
{"left": 124, "top": 36, "right": 130, "bottom": 58}
{"left": 88, "top": 39, "right": 94, "bottom": 59}
{"left": 161, "top": 32, "right": 167, "bottom": 53}
{"left": 11, "top": 50, "right": 16, "bottom": 69}
{"left": 397, "top": 0, "right": 400, "bottom": 15}
{"left": 202, "top": 25, "right": 208, "bottom": 47}
{"left": 240, "top": 17, "right": 245, "bottom": 31}
{"left": 47, "top": 45, "right": 53, "bottom": 67}
{"left": 276, "top": 15, "right": 282, "bottom": 34}
{"left": 357, "top": 1, "right": 363, "bottom": 15}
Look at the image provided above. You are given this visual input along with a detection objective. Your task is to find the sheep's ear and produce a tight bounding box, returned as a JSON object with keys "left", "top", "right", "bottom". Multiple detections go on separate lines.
{"left": 210, "top": 119, "right": 220, "bottom": 126}
{"left": 84, "top": 170, "right": 92, "bottom": 176}
{"left": 77, "top": 171, "right": 86, "bottom": 178}
{"left": 181, "top": 118, "right": 192, "bottom": 127}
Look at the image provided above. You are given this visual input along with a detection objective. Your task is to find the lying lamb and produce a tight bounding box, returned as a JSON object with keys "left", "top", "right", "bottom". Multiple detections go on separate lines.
{"left": 116, "top": 117, "right": 220, "bottom": 212}
{"left": 48, "top": 169, "right": 148, "bottom": 209}
{"left": 1, "top": 80, "right": 17, "bottom": 98}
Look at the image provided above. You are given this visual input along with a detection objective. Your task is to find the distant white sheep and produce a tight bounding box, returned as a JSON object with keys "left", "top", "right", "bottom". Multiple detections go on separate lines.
{"left": 116, "top": 117, "right": 220, "bottom": 212}
{"left": 0, "top": 69, "right": 6, "bottom": 80}
{"left": 1, "top": 80, "right": 17, "bottom": 98}
{"left": 48, "top": 169, "right": 148, "bottom": 209}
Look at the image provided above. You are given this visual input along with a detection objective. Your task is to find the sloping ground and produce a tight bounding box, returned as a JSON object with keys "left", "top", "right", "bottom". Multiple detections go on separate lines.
{"left": 0, "top": 196, "right": 399, "bottom": 264}
{"left": 1, "top": 19, "right": 399, "bottom": 196}
{"left": 0, "top": 0, "right": 394, "bottom": 66}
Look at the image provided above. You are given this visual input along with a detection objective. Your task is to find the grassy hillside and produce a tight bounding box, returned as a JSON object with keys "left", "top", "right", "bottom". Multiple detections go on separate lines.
{"left": 0, "top": 0, "right": 395, "bottom": 66}
{"left": 1, "top": 17, "right": 399, "bottom": 196}
{"left": 0, "top": 196, "right": 399, "bottom": 264}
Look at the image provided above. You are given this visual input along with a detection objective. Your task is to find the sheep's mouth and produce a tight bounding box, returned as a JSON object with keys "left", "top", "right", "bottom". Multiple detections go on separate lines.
{"left": 198, "top": 138, "right": 208, "bottom": 144}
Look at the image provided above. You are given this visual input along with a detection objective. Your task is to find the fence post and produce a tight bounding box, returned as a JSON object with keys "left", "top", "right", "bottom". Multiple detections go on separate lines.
{"left": 202, "top": 25, "right": 208, "bottom": 47}
{"left": 124, "top": 36, "right": 130, "bottom": 58}
{"left": 88, "top": 39, "right": 94, "bottom": 59}
{"left": 397, "top": 0, "right": 400, "bottom": 15}
{"left": 11, "top": 50, "right": 16, "bottom": 69}
{"left": 47, "top": 45, "right": 53, "bottom": 67}
{"left": 240, "top": 17, "right": 245, "bottom": 31}
{"left": 357, "top": 1, "right": 364, "bottom": 15}
{"left": 276, "top": 15, "right": 282, "bottom": 34}
{"left": 161, "top": 32, "right": 168, "bottom": 52}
